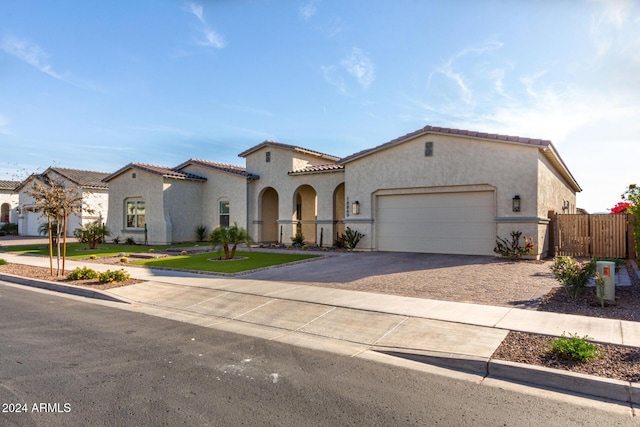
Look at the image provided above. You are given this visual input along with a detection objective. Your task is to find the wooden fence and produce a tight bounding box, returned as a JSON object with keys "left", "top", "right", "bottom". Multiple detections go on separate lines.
{"left": 552, "top": 213, "right": 635, "bottom": 259}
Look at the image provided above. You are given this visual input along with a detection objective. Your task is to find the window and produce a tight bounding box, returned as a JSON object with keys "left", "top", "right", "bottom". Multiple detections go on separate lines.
{"left": 265, "top": 151, "right": 271, "bottom": 163}
{"left": 219, "top": 200, "right": 230, "bottom": 227}
{"left": 425, "top": 141, "right": 434, "bottom": 156}
{"left": 126, "top": 199, "right": 145, "bottom": 228}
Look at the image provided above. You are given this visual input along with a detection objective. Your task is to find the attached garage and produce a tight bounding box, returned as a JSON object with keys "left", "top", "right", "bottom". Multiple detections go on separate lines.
{"left": 376, "top": 191, "right": 495, "bottom": 255}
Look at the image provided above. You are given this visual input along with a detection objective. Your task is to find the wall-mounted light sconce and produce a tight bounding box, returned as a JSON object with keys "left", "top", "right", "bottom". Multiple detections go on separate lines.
{"left": 15, "top": 207, "right": 21, "bottom": 214}
{"left": 512, "top": 195, "right": 521, "bottom": 212}
{"left": 562, "top": 200, "right": 570, "bottom": 213}
{"left": 352, "top": 201, "right": 360, "bottom": 215}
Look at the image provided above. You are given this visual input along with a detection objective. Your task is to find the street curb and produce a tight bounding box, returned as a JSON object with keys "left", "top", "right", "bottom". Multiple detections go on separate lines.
{"left": 0, "top": 273, "right": 129, "bottom": 304}
{"left": 376, "top": 348, "right": 639, "bottom": 405}
{"left": 488, "top": 359, "right": 637, "bottom": 405}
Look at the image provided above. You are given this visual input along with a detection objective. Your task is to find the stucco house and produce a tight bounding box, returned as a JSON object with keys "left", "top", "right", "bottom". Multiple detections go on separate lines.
{"left": 104, "top": 125, "right": 580, "bottom": 258}
{"left": 0, "top": 180, "right": 20, "bottom": 226}
{"left": 103, "top": 161, "right": 249, "bottom": 244}
{"left": 15, "top": 167, "right": 110, "bottom": 237}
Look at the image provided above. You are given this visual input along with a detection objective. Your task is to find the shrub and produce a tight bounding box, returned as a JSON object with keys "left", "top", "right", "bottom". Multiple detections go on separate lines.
{"left": 549, "top": 333, "right": 603, "bottom": 362}
{"left": 195, "top": 225, "right": 207, "bottom": 242}
{"left": 99, "top": 269, "right": 130, "bottom": 283}
{"left": 89, "top": 254, "right": 97, "bottom": 260}
{"left": 118, "top": 252, "right": 128, "bottom": 257}
{"left": 335, "top": 227, "right": 365, "bottom": 251}
{"left": 291, "top": 232, "right": 305, "bottom": 245}
{"left": 0, "top": 222, "right": 18, "bottom": 235}
{"left": 494, "top": 231, "right": 534, "bottom": 260}
{"left": 550, "top": 256, "right": 596, "bottom": 299}
{"left": 180, "top": 250, "right": 188, "bottom": 256}
{"left": 125, "top": 237, "right": 136, "bottom": 245}
{"left": 302, "top": 244, "right": 309, "bottom": 250}
{"left": 73, "top": 221, "right": 110, "bottom": 249}
{"left": 0, "top": 259, "right": 6, "bottom": 266}
{"left": 595, "top": 273, "right": 606, "bottom": 308}
{"left": 112, "top": 236, "right": 121, "bottom": 244}
{"left": 67, "top": 266, "right": 99, "bottom": 281}
{"left": 148, "top": 248, "right": 155, "bottom": 253}
{"left": 120, "top": 257, "right": 129, "bottom": 263}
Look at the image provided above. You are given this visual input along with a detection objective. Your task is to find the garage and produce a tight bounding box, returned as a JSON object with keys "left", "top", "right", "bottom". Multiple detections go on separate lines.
{"left": 376, "top": 191, "right": 495, "bottom": 255}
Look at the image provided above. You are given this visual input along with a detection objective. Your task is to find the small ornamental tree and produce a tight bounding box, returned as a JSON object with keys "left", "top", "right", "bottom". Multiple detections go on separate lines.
{"left": 26, "top": 174, "right": 92, "bottom": 276}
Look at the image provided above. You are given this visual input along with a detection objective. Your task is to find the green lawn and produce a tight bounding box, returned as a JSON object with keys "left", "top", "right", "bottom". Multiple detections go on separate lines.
{"left": 0, "top": 243, "right": 196, "bottom": 258}
{"left": 131, "top": 251, "right": 318, "bottom": 273}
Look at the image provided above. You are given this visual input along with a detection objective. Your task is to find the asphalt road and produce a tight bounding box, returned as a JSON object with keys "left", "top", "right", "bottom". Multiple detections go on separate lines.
{"left": 0, "top": 282, "right": 636, "bottom": 426}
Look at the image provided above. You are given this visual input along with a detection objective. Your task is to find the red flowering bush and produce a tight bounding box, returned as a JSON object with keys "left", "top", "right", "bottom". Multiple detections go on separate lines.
{"left": 494, "top": 231, "right": 534, "bottom": 260}
{"left": 609, "top": 201, "right": 632, "bottom": 214}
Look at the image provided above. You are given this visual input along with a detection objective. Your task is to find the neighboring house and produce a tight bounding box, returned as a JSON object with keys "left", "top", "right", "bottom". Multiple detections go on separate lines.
{"left": 104, "top": 125, "right": 580, "bottom": 258}
{"left": 15, "top": 167, "right": 110, "bottom": 237}
{"left": 103, "top": 161, "right": 248, "bottom": 244}
{"left": 0, "top": 180, "right": 20, "bottom": 225}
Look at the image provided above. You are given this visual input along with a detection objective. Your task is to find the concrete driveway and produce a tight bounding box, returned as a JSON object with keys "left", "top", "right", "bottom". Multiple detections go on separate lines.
{"left": 243, "top": 251, "right": 558, "bottom": 309}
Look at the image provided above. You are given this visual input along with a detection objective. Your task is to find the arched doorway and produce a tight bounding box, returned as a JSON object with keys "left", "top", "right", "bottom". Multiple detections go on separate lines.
{"left": 260, "top": 187, "right": 279, "bottom": 243}
{"left": 293, "top": 185, "right": 317, "bottom": 244}
{"left": 0, "top": 203, "right": 9, "bottom": 223}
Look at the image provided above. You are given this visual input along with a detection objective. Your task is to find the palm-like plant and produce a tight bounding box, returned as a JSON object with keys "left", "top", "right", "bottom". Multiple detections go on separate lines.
{"left": 209, "top": 222, "right": 253, "bottom": 259}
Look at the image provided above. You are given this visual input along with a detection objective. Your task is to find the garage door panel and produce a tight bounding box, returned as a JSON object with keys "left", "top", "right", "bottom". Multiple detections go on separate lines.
{"left": 376, "top": 192, "right": 495, "bottom": 255}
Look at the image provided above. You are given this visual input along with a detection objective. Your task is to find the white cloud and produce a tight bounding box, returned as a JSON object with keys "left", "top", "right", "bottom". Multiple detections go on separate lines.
{"left": 299, "top": 0, "right": 318, "bottom": 21}
{"left": 341, "top": 47, "right": 375, "bottom": 90}
{"left": 182, "top": 1, "right": 225, "bottom": 49}
{"left": 0, "top": 36, "right": 64, "bottom": 81}
{"left": 184, "top": 2, "right": 205, "bottom": 23}
{"left": 198, "top": 29, "right": 225, "bottom": 48}
{"left": 321, "top": 65, "right": 347, "bottom": 94}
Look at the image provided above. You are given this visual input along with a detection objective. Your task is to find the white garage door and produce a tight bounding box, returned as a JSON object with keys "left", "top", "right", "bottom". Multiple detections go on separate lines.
{"left": 376, "top": 191, "right": 495, "bottom": 255}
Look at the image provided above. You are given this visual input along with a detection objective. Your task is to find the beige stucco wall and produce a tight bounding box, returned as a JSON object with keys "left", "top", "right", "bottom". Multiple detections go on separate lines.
{"left": 105, "top": 169, "right": 169, "bottom": 244}
{"left": 162, "top": 179, "right": 203, "bottom": 242}
{"left": 342, "top": 133, "right": 564, "bottom": 257}
{"left": 245, "top": 146, "right": 344, "bottom": 245}
{"left": 179, "top": 164, "right": 247, "bottom": 234}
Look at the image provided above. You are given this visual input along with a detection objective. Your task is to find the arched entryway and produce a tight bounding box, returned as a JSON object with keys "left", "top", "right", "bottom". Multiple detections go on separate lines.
{"left": 260, "top": 187, "right": 279, "bottom": 243}
{"left": 293, "top": 185, "right": 317, "bottom": 244}
{"left": 0, "top": 203, "right": 9, "bottom": 223}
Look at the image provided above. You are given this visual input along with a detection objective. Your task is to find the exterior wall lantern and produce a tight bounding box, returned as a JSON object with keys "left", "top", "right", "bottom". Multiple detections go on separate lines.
{"left": 512, "top": 195, "right": 521, "bottom": 212}
{"left": 352, "top": 201, "right": 360, "bottom": 215}
{"left": 15, "top": 207, "right": 21, "bottom": 215}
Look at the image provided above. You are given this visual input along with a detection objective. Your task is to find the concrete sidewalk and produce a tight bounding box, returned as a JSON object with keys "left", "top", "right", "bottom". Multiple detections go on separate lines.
{"left": 1, "top": 252, "right": 639, "bottom": 405}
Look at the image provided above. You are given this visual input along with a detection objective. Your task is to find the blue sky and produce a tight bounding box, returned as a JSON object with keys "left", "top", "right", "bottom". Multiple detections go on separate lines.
{"left": 1, "top": 0, "right": 638, "bottom": 213}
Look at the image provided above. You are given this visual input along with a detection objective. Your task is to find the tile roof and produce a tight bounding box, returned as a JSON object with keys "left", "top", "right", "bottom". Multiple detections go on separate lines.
{"left": 174, "top": 158, "right": 248, "bottom": 177}
{"left": 238, "top": 140, "right": 340, "bottom": 161}
{"left": 0, "top": 180, "right": 20, "bottom": 191}
{"left": 338, "top": 125, "right": 552, "bottom": 164}
{"left": 48, "top": 167, "right": 111, "bottom": 189}
{"left": 288, "top": 164, "right": 345, "bottom": 175}
{"left": 103, "top": 163, "right": 207, "bottom": 182}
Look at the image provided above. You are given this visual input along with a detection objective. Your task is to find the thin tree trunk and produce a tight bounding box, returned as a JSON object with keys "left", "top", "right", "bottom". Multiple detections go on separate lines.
{"left": 62, "top": 213, "right": 67, "bottom": 275}
{"left": 48, "top": 217, "right": 53, "bottom": 276}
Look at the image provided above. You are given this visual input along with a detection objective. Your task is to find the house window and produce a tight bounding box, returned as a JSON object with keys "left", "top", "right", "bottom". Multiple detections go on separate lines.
{"left": 219, "top": 200, "right": 230, "bottom": 227}
{"left": 266, "top": 151, "right": 271, "bottom": 163}
{"left": 126, "top": 199, "right": 145, "bottom": 228}
{"left": 425, "top": 141, "right": 434, "bottom": 156}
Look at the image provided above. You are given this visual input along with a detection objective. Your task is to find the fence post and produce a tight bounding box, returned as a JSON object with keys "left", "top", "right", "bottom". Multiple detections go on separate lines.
{"left": 547, "top": 210, "right": 555, "bottom": 258}
{"left": 628, "top": 213, "right": 637, "bottom": 261}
